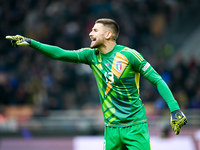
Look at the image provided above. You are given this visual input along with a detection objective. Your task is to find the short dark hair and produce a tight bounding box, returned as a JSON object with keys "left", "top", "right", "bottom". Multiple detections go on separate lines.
{"left": 95, "top": 18, "right": 119, "bottom": 40}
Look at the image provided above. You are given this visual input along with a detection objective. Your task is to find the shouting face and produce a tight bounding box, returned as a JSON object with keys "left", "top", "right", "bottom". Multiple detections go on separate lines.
{"left": 89, "top": 23, "right": 108, "bottom": 49}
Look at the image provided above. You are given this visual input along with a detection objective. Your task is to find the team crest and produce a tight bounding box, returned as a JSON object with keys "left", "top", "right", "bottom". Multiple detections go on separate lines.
{"left": 116, "top": 61, "right": 122, "bottom": 71}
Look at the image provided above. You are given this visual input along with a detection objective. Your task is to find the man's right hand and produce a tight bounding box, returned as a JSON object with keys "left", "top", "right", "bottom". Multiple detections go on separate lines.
{"left": 6, "top": 35, "right": 31, "bottom": 47}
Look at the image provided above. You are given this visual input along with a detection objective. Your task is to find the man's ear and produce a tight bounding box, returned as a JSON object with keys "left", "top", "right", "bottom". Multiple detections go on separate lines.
{"left": 105, "top": 32, "right": 112, "bottom": 40}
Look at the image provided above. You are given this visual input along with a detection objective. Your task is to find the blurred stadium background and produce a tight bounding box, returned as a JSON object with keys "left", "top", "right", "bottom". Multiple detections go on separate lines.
{"left": 0, "top": 0, "right": 200, "bottom": 149}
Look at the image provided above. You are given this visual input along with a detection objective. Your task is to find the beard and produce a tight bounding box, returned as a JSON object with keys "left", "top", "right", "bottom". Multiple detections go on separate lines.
{"left": 90, "top": 38, "right": 104, "bottom": 49}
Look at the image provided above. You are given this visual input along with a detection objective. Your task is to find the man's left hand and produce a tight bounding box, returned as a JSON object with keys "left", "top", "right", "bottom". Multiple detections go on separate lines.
{"left": 171, "top": 109, "right": 187, "bottom": 135}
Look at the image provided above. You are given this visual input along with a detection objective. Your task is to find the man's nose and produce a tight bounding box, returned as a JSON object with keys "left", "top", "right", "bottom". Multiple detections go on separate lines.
{"left": 89, "top": 31, "right": 93, "bottom": 36}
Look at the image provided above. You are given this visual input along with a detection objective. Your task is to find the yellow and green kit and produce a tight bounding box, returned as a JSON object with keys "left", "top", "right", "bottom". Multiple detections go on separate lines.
{"left": 30, "top": 40, "right": 180, "bottom": 150}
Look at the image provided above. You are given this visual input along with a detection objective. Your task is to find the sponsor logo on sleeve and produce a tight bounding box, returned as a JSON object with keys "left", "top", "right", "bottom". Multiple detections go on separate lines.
{"left": 142, "top": 62, "right": 150, "bottom": 71}
{"left": 77, "top": 49, "right": 83, "bottom": 52}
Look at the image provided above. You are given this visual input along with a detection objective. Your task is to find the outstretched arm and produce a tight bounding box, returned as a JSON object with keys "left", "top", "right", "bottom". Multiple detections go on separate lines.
{"left": 6, "top": 35, "right": 91, "bottom": 64}
{"left": 29, "top": 39, "right": 80, "bottom": 62}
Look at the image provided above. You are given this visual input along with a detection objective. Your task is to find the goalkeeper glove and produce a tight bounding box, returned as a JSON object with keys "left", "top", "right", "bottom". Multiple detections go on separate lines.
{"left": 170, "top": 109, "right": 187, "bottom": 135}
{"left": 6, "top": 35, "right": 31, "bottom": 47}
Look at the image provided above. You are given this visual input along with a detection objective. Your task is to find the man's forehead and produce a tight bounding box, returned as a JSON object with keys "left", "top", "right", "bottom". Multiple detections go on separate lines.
{"left": 92, "top": 23, "right": 105, "bottom": 29}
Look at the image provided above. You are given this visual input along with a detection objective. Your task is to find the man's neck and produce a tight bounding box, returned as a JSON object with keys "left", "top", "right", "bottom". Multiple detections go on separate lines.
{"left": 98, "top": 41, "right": 116, "bottom": 54}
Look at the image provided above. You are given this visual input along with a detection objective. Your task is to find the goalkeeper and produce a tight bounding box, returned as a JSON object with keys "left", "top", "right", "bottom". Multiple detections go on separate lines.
{"left": 6, "top": 18, "right": 187, "bottom": 150}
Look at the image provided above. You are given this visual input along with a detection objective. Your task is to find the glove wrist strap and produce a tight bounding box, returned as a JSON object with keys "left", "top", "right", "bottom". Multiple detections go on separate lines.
{"left": 25, "top": 38, "right": 31, "bottom": 44}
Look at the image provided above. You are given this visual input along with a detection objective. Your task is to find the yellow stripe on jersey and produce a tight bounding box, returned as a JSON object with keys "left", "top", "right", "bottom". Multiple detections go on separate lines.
{"left": 103, "top": 94, "right": 117, "bottom": 123}
{"left": 102, "top": 98, "right": 113, "bottom": 111}
{"left": 74, "top": 51, "right": 80, "bottom": 61}
{"left": 135, "top": 72, "right": 140, "bottom": 94}
{"left": 105, "top": 82, "right": 112, "bottom": 97}
{"left": 120, "top": 80, "right": 132, "bottom": 102}
{"left": 109, "top": 116, "right": 117, "bottom": 123}
{"left": 91, "top": 64, "right": 104, "bottom": 98}
{"left": 143, "top": 68, "right": 153, "bottom": 77}
{"left": 111, "top": 52, "right": 129, "bottom": 79}
{"left": 105, "top": 108, "right": 115, "bottom": 120}
{"left": 121, "top": 48, "right": 143, "bottom": 62}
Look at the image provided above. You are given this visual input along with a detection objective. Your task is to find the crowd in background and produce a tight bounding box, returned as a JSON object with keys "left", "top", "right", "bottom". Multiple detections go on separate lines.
{"left": 0, "top": 0, "right": 200, "bottom": 116}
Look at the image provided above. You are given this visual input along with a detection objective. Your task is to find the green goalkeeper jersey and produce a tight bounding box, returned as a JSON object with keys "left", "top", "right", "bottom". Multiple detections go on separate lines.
{"left": 30, "top": 40, "right": 180, "bottom": 127}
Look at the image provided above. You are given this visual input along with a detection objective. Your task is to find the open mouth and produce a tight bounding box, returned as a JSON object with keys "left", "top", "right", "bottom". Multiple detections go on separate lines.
{"left": 91, "top": 39, "right": 96, "bottom": 46}
{"left": 90, "top": 36, "right": 96, "bottom": 42}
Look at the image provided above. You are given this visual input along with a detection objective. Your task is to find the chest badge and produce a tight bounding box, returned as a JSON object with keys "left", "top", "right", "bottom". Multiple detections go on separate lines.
{"left": 116, "top": 61, "right": 122, "bottom": 71}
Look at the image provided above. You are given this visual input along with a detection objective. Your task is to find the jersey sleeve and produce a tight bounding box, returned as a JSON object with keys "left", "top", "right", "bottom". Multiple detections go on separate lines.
{"left": 127, "top": 49, "right": 158, "bottom": 79}
{"left": 128, "top": 49, "right": 180, "bottom": 112}
{"left": 29, "top": 39, "right": 94, "bottom": 64}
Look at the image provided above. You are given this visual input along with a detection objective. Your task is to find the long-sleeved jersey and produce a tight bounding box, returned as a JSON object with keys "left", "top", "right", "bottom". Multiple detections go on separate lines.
{"left": 30, "top": 40, "right": 180, "bottom": 127}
